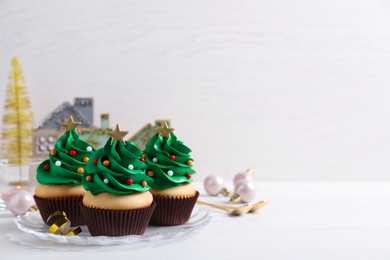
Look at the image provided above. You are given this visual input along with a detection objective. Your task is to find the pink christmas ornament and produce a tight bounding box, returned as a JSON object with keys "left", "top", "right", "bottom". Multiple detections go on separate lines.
{"left": 2, "top": 186, "right": 33, "bottom": 202}
{"left": 233, "top": 168, "right": 254, "bottom": 187}
{"left": 7, "top": 189, "right": 35, "bottom": 216}
{"left": 203, "top": 174, "right": 229, "bottom": 196}
{"left": 230, "top": 179, "right": 256, "bottom": 203}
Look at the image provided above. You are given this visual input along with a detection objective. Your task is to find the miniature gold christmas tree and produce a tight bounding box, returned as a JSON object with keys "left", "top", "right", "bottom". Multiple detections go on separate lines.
{"left": 0, "top": 57, "right": 34, "bottom": 164}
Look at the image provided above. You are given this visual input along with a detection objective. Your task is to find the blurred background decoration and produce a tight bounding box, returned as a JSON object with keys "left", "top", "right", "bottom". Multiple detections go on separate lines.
{"left": 0, "top": 0, "right": 389, "bottom": 181}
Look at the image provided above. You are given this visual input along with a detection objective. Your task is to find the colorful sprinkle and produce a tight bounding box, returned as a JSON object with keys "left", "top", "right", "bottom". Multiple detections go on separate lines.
{"left": 86, "top": 146, "right": 93, "bottom": 152}
{"left": 170, "top": 155, "right": 176, "bottom": 160}
{"left": 141, "top": 154, "right": 146, "bottom": 159}
{"left": 186, "top": 160, "right": 193, "bottom": 166}
{"left": 103, "top": 160, "right": 110, "bottom": 167}
{"left": 147, "top": 171, "right": 154, "bottom": 177}
{"left": 77, "top": 167, "right": 84, "bottom": 174}
{"left": 55, "top": 161, "right": 61, "bottom": 167}
{"left": 128, "top": 164, "right": 134, "bottom": 170}
{"left": 103, "top": 178, "right": 109, "bottom": 184}
{"left": 152, "top": 157, "right": 158, "bottom": 163}
{"left": 69, "top": 150, "right": 77, "bottom": 157}
{"left": 167, "top": 170, "right": 173, "bottom": 176}
{"left": 50, "top": 150, "right": 57, "bottom": 156}
{"left": 44, "top": 164, "right": 50, "bottom": 171}
{"left": 86, "top": 175, "right": 92, "bottom": 182}
{"left": 141, "top": 181, "right": 147, "bottom": 187}
{"left": 93, "top": 158, "right": 98, "bottom": 164}
{"left": 186, "top": 173, "right": 192, "bottom": 179}
{"left": 83, "top": 157, "right": 89, "bottom": 163}
{"left": 126, "top": 178, "right": 133, "bottom": 185}
{"left": 140, "top": 158, "right": 145, "bottom": 162}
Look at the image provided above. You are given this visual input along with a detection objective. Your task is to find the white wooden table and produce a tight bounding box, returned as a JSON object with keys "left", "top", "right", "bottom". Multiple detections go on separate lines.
{"left": 0, "top": 181, "right": 389, "bottom": 259}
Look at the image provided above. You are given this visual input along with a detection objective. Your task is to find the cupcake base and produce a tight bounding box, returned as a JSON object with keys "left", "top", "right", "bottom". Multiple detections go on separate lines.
{"left": 149, "top": 191, "right": 199, "bottom": 226}
{"left": 80, "top": 201, "right": 156, "bottom": 236}
{"left": 34, "top": 195, "right": 85, "bottom": 226}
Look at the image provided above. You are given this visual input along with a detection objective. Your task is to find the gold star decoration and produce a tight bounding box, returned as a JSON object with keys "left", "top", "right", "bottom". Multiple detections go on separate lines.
{"left": 155, "top": 121, "right": 175, "bottom": 138}
{"left": 107, "top": 124, "right": 129, "bottom": 145}
{"left": 61, "top": 116, "right": 81, "bottom": 132}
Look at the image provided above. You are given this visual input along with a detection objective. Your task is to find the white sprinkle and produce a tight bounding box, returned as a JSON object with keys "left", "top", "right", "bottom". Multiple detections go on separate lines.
{"left": 152, "top": 157, "right": 158, "bottom": 163}
{"left": 103, "top": 178, "right": 109, "bottom": 184}
{"left": 128, "top": 164, "right": 134, "bottom": 170}
{"left": 167, "top": 170, "right": 173, "bottom": 176}
{"left": 55, "top": 161, "right": 61, "bottom": 167}
{"left": 86, "top": 146, "right": 93, "bottom": 152}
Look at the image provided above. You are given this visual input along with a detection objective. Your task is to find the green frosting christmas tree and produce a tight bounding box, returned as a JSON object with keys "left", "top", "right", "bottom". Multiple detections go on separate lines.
{"left": 36, "top": 116, "right": 95, "bottom": 186}
{"left": 83, "top": 124, "right": 153, "bottom": 195}
{"left": 143, "top": 122, "right": 195, "bottom": 190}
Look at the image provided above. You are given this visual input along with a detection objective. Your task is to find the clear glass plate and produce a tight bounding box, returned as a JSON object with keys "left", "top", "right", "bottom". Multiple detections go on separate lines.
{"left": 14, "top": 207, "right": 211, "bottom": 246}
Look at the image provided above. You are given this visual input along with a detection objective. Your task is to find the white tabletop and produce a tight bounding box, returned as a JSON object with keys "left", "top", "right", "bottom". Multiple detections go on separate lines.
{"left": 0, "top": 181, "right": 389, "bottom": 260}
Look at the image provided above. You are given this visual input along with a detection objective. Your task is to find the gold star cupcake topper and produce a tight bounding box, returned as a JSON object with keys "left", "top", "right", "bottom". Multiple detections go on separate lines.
{"left": 61, "top": 116, "right": 81, "bottom": 132}
{"left": 155, "top": 121, "right": 175, "bottom": 138}
{"left": 107, "top": 124, "right": 128, "bottom": 145}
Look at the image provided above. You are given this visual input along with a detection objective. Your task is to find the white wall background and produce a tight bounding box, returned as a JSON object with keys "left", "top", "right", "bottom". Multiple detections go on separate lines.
{"left": 0, "top": 0, "right": 390, "bottom": 181}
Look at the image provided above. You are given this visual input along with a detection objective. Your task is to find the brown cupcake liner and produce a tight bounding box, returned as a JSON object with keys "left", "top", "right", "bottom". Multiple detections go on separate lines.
{"left": 80, "top": 201, "right": 156, "bottom": 236}
{"left": 33, "top": 195, "right": 85, "bottom": 226}
{"left": 149, "top": 191, "right": 199, "bottom": 226}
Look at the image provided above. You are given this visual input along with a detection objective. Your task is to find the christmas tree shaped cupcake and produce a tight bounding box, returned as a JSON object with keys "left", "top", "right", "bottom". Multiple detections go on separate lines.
{"left": 80, "top": 124, "right": 155, "bottom": 236}
{"left": 143, "top": 122, "right": 198, "bottom": 225}
{"left": 34, "top": 116, "right": 95, "bottom": 226}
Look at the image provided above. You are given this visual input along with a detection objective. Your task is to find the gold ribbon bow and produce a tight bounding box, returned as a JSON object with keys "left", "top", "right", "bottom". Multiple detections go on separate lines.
{"left": 46, "top": 211, "right": 82, "bottom": 236}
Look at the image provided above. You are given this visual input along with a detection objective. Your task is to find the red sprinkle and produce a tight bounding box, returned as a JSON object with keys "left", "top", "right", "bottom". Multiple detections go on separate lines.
{"left": 140, "top": 158, "right": 145, "bottom": 162}
{"left": 93, "top": 158, "right": 98, "bottom": 165}
{"left": 126, "top": 178, "right": 133, "bottom": 185}
{"left": 186, "top": 173, "right": 192, "bottom": 179}
{"left": 170, "top": 155, "right": 176, "bottom": 160}
{"left": 69, "top": 150, "right": 77, "bottom": 156}
{"left": 44, "top": 164, "right": 50, "bottom": 171}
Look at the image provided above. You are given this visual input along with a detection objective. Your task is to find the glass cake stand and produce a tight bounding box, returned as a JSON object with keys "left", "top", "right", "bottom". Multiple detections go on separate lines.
{"left": 12, "top": 207, "right": 211, "bottom": 249}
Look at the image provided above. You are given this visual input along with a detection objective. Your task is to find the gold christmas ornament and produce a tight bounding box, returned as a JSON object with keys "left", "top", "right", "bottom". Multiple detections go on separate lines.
{"left": 107, "top": 124, "right": 128, "bottom": 145}
{"left": 155, "top": 121, "right": 174, "bottom": 138}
